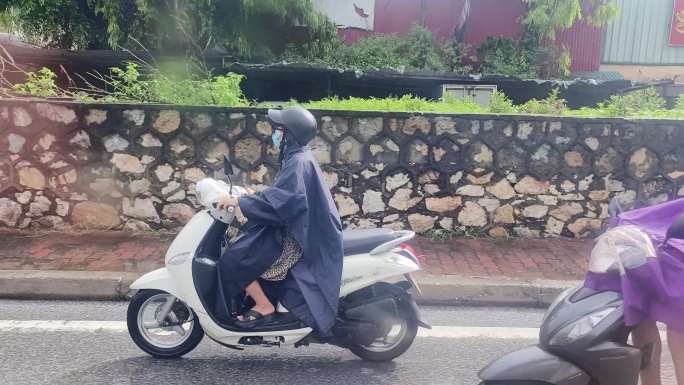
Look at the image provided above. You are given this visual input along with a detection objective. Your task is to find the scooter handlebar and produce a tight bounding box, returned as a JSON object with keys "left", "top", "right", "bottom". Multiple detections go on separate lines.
{"left": 195, "top": 178, "right": 248, "bottom": 224}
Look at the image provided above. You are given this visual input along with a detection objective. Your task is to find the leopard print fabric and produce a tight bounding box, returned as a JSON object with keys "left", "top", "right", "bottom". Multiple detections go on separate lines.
{"left": 225, "top": 221, "right": 302, "bottom": 282}
{"left": 261, "top": 233, "right": 302, "bottom": 281}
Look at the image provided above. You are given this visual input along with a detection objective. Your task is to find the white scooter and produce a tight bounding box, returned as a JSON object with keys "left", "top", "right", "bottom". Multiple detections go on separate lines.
{"left": 126, "top": 159, "right": 430, "bottom": 362}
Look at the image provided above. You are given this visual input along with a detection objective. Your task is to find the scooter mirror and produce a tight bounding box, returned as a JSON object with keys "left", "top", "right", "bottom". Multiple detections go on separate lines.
{"left": 223, "top": 155, "right": 234, "bottom": 176}
{"left": 666, "top": 213, "right": 684, "bottom": 241}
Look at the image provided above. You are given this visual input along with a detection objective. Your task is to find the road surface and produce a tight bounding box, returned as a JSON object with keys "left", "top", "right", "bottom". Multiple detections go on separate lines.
{"left": 0, "top": 300, "right": 677, "bottom": 385}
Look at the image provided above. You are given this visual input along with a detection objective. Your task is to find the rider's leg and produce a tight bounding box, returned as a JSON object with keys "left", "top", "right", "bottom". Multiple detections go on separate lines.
{"left": 243, "top": 280, "right": 275, "bottom": 317}
{"left": 668, "top": 327, "right": 684, "bottom": 385}
{"left": 633, "top": 320, "right": 662, "bottom": 385}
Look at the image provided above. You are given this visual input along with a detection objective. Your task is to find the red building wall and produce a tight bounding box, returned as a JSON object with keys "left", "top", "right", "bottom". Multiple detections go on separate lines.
{"left": 462, "top": 0, "right": 527, "bottom": 46}
{"left": 421, "top": 0, "right": 468, "bottom": 40}
{"left": 372, "top": 0, "right": 424, "bottom": 36}
{"left": 339, "top": 0, "right": 466, "bottom": 42}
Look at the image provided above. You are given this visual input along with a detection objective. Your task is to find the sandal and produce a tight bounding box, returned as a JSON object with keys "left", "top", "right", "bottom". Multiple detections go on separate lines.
{"left": 235, "top": 309, "right": 276, "bottom": 329}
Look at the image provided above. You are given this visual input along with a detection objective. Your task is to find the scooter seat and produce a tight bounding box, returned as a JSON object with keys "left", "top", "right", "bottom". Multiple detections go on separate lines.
{"left": 342, "top": 229, "right": 403, "bottom": 256}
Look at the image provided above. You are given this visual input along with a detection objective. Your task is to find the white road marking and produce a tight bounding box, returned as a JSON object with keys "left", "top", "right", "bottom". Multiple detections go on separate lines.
{"left": 0, "top": 320, "right": 539, "bottom": 338}
{"left": 0, "top": 320, "right": 127, "bottom": 333}
{"left": 0, "top": 320, "right": 668, "bottom": 341}
{"left": 419, "top": 326, "right": 539, "bottom": 339}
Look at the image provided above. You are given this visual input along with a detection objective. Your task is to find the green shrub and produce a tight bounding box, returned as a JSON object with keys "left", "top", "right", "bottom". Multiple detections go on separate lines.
{"left": 12, "top": 67, "right": 59, "bottom": 97}
{"left": 8, "top": 64, "right": 684, "bottom": 119}
{"left": 105, "top": 62, "right": 248, "bottom": 107}
{"left": 440, "top": 94, "right": 488, "bottom": 113}
{"left": 605, "top": 87, "right": 665, "bottom": 116}
{"left": 439, "top": 39, "right": 473, "bottom": 74}
{"left": 108, "top": 63, "right": 149, "bottom": 101}
{"left": 476, "top": 36, "right": 540, "bottom": 78}
{"left": 281, "top": 25, "right": 557, "bottom": 77}
{"left": 283, "top": 25, "right": 450, "bottom": 72}
{"left": 519, "top": 89, "right": 566, "bottom": 115}
{"left": 335, "top": 35, "right": 409, "bottom": 71}
{"left": 299, "top": 94, "right": 486, "bottom": 113}
{"left": 489, "top": 90, "right": 517, "bottom": 113}
{"left": 569, "top": 87, "right": 667, "bottom": 118}
{"left": 400, "top": 25, "right": 448, "bottom": 72}
{"left": 675, "top": 94, "right": 684, "bottom": 110}
{"left": 335, "top": 25, "right": 450, "bottom": 72}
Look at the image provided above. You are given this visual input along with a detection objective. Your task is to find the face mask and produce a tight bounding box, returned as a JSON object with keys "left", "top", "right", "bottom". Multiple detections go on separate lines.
{"left": 272, "top": 130, "right": 284, "bottom": 148}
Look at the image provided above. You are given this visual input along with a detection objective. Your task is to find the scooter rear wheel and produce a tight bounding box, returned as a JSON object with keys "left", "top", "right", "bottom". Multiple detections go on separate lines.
{"left": 348, "top": 317, "right": 418, "bottom": 362}
{"left": 127, "top": 289, "right": 204, "bottom": 358}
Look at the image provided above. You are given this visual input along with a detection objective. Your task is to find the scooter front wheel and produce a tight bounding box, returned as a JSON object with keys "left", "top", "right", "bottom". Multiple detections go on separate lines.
{"left": 348, "top": 317, "right": 418, "bottom": 362}
{"left": 127, "top": 289, "right": 204, "bottom": 358}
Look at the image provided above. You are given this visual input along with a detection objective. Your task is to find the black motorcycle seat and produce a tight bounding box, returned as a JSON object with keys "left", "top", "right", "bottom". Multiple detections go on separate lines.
{"left": 342, "top": 228, "right": 403, "bottom": 256}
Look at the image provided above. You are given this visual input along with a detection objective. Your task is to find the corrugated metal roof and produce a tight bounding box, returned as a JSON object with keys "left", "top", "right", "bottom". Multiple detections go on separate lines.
{"left": 602, "top": 0, "right": 684, "bottom": 64}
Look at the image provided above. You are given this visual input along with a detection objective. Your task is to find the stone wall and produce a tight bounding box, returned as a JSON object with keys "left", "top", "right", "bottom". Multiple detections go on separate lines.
{"left": 1, "top": 99, "right": 683, "bottom": 238}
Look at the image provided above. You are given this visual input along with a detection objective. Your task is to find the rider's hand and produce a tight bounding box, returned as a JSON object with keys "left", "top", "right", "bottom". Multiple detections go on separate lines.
{"left": 246, "top": 187, "right": 255, "bottom": 194}
{"left": 217, "top": 195, "right": 239, "bottom": 210}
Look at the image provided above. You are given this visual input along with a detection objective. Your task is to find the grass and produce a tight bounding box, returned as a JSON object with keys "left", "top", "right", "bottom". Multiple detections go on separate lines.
{"left": 426, "top": 227, "right": 490, "bottom": 242}
{"left": 290, "top": 90, "right": 684, "bottom": 120}
{"left": 299, "top": 94, "right": 487, "bottom": 114}
{"left": 8, "top": 64, "right": 684, "bottom": 119}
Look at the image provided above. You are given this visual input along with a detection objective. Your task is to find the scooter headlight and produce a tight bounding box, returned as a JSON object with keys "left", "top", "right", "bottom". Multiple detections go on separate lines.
{"left": 549, "top": 307, "right": 617, "bottom": 345}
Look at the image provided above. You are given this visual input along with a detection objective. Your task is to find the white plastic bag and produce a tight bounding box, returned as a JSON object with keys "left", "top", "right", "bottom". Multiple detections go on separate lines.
{"left": 589, "top": 225, "right": 656, "bottom": 275}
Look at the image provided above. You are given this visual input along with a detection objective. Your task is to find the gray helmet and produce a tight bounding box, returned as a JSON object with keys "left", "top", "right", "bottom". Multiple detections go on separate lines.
{"left": 267, "top": 107, "right": 317, "bottom": 146}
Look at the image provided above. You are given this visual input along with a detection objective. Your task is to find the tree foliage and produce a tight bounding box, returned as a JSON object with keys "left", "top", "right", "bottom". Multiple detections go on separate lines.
{"left": 0, "top": 0, "right": 622, "bottom": 80}
{"left": 519, "top": 0, "right": 618, "bottom": 77}
{"left": 0, "top": 0, "right": 337, "bottom": 61}
{"left": 0, "top": 0, "right": 107, "bottom": 48}
{"left": 522, "top": 0, "right": 619, "bottom": 41}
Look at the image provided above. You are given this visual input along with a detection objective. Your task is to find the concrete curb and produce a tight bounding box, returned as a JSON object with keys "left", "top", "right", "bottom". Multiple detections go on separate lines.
{"left": 0, "top": 270, "right": 140, "bottom": 301}
{"left": 0, "top": 270, "right": 581, "bottom": 307}
{"left": 414, "top": 274, "right": 579, "bottom": 307}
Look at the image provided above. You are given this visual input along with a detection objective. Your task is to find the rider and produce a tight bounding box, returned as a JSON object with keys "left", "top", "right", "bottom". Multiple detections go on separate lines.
{"left": 586, "top": 199, "right": 684, "bottom": 385}
{"left": 216, "top": 107, "right": 344, "bottom": 334}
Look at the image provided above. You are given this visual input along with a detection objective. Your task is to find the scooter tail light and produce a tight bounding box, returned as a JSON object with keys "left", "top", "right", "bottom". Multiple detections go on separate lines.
{"left": 400, "top": 243, "right": 425, "bottom": 265}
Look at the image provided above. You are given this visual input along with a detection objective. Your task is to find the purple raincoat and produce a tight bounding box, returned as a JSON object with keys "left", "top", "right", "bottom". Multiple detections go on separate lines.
{"left": 584, "top": 198, "right": 684, "bottom": 332}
